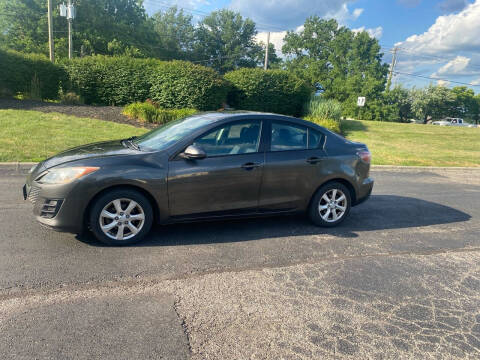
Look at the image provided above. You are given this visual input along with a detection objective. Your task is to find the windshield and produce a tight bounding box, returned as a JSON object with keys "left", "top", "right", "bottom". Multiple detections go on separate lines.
{"left": 134, "top": 113, "right": 222, "bottom": 151}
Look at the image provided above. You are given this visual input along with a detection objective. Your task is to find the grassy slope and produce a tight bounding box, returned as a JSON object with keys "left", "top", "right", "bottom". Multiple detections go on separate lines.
{"left": 0, "top": 110, "right": 147, "bottom": 162}
{"left": 343, "top": 120, "right": 480, "bottom": 167}
{"left": 0, "top": 110, "right": 478, "bottom": 166}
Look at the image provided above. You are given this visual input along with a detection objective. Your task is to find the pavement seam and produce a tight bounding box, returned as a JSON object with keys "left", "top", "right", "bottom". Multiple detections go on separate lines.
{"left": 2, "top": 246, "right": 480, "bottom": 302}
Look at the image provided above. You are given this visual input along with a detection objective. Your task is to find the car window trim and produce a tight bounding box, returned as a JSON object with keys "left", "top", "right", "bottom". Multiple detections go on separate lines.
{"left": 267, "top": 120, "right": 325, "bottom": 153}
{"left": 171, "top": 119, "right": 265, "bottom": 161}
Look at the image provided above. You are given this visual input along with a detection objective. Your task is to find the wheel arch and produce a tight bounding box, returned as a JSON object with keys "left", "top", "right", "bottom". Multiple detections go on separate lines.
{"left": 308, "top": 178, "right": 357, "bottom": 210}
{"left": 83, "top": 184, "right": 160, "bottom": 230}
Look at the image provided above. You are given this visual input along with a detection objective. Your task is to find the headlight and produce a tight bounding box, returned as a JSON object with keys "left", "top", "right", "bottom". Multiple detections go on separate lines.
{"left": 37, "top": 167, "right": 99, "bottom": 184}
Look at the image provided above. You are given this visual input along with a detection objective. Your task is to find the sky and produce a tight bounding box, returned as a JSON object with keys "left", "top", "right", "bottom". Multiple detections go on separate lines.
{"left": 142, "top": 0, "right": 480, "bottom": 90}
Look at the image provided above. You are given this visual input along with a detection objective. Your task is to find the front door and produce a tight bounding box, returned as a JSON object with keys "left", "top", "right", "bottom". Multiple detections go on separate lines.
{"left": 168, "top": 120, "right": 264, "bottom": 217}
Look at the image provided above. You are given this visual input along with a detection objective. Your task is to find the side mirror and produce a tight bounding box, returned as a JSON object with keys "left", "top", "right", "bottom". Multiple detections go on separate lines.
{"left": 180, "top": 144, "right": 206, "bottom": 160}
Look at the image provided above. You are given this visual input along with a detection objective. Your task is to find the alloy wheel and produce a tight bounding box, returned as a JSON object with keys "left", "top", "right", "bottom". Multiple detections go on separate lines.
{"left": 99, "top": 198, "right": 145, "bottom": 240}
{"left": 318, "top": 189, "right": 347, "bottom": 223}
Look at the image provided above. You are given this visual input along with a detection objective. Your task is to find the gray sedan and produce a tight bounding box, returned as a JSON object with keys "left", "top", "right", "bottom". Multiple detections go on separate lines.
{"left": 24, "top": 112, "right": 374, "bottom": 245}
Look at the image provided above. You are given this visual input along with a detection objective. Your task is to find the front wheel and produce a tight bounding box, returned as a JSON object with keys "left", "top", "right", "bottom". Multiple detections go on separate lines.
{"left": 89, "top": 189, "right": 153, "bottom": 246}
{"left": 308, "top": 182, "right": 351, "bottom": 227}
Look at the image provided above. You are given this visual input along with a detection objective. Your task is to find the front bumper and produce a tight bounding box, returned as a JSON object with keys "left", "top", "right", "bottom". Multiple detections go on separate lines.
{"left": 23, "top": 182, "right": 88, "bottom": 234}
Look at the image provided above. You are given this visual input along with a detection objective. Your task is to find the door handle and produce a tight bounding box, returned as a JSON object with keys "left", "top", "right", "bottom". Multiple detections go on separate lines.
{"left": 241, "top": 162, "right": 261, "bottom": 170}
{"left": 306, "top": 157, "right": 322, "bottom": 164}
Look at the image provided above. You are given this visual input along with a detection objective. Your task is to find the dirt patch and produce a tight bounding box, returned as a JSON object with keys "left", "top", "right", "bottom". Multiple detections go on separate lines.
{"left": 0, "top": 98, "right": 156, "bottom": 129}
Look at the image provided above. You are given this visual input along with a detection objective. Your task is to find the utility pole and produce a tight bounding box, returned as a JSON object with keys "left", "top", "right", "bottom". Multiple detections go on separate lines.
{"left": 60, "top": 1, "right": 75, "bottom": 59}
{"left": 263, "top": 32, "right": 270, "bottom": 70}
{"left": 386, "top": 46, "right": 398, "bottom": 91}
{"left": 67, "top": 0, "right": 73, "bottom": 59}
{"left": 47, "top": 0, "right": 55, "bottom": 62}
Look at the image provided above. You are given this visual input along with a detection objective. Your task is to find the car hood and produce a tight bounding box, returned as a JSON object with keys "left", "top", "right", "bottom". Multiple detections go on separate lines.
{"left": 39, "top": 140, "right": 137, "bottom": 171}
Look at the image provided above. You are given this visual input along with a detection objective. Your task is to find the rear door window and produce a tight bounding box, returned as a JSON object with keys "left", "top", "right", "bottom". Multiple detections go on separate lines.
{"left": 271, "top": 122, "right": 307, "bottom": 152}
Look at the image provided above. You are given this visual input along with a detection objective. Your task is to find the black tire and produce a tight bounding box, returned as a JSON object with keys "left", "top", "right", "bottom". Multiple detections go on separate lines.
{"left": 308, "top": 182, "right": 352, "bottom": 227}
{"left": 89, "top": 189, "right": 153, "bottom": 246}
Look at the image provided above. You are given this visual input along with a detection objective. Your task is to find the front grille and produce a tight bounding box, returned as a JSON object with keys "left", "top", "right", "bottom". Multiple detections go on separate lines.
{"left": 27, "top": 186, "right": 41, "bottom": 204}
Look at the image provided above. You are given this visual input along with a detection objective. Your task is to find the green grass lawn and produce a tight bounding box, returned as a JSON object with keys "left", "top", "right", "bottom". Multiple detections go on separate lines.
{"left": 0, "top": 110, "right": 147, "bottom": 162}
{"left": 343, "top": 119, "right": 480, "bottom": 167}
{"left": 0, "top": 109, "right": 479, "bottom": 166}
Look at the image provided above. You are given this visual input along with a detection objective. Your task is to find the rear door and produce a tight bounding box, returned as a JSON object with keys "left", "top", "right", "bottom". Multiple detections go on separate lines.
{"left": 167, "top": 119, "right": 265, "bottom": 217}
{"left": 259, "top": 120, "right": 326, "bottom": 211}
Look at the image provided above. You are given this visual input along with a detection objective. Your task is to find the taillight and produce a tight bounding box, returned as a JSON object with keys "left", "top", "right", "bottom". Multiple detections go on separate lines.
{"left": 357, "top": 150, "right": 371, "bottom": 164}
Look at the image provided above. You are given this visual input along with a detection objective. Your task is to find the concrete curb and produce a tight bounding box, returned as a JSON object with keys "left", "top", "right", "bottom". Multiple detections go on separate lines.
{"left": 371, "top": 165, "right": 480, "bottom": 171}
{"left": 0, "top": 162, "right": 37, "bottom": 166}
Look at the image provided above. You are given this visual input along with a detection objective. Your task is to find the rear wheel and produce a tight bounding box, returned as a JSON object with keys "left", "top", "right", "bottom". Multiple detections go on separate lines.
{"left": 89, "top": 189, "right": 153, "bottom": 246}
{"left": 308, "top": 182, "right": 351, "bottom": 227}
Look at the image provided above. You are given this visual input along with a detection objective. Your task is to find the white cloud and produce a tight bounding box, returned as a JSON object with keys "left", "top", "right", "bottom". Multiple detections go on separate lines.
{"left": 393, "top": 1, "right": 480, "bottom": 87}
{"left": 352, "top": 26, "right": 383, "bottom": 39}
{"left": 352, "top": 8, "right": 364, "bottom": 20}
{"left": 435, "top": 56, "right": 471, "bottom": 75}
{"left": 437, "top": 79, "right": 451, "bottom": 86}
{"left": 396, "top": 1, "right": 480, "bottom": 55}
{"left": 471, "top": 78, "right": 480, "bottom": 85}
{"left": 229, "top": 0, "right": 358, "bottom": 30}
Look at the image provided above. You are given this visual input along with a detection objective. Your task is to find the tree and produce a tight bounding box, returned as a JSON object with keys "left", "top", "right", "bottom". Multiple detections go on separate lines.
{"left": 382, "top": 85, "right": 413, "bottom": 122}
{"left": 152, "top": 6, "right": 195, "bottom": 60}
{"left": 282, "top": 17, "right": 388, "bottom": 119}
{"left": 450, "top": 86, "right": 478, "bottom": 122}
{"left": 193, "top": 9, "right": 259, "bottom": 74}
{"left": 0, "top": 0, "right": 159, "bottom": 58}
{"left": 411, "top": 84, "right": 456, "bottom": 123}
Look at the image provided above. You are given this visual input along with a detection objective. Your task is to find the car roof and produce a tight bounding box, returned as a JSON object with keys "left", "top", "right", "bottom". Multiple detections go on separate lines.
{"left": 193, "top": 111, "right": 311, "bottom": 126}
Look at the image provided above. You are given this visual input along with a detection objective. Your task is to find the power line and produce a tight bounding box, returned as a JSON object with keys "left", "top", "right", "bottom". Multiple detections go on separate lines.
{"left": 381, "top": 44, "right": 480, "bottom": 71}
{"left": 393, "top": 71, "right": 480, "bottom": 87}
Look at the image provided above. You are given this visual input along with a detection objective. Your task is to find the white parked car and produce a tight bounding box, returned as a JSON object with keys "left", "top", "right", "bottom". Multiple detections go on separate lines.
{"left": 432, "top": 118, "right": 476, "bottom": 127}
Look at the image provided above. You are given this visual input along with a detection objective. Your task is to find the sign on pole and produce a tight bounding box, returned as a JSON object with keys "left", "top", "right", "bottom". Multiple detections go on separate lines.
{"left": 357, "top": 97, "right": 366, "bottom": 107}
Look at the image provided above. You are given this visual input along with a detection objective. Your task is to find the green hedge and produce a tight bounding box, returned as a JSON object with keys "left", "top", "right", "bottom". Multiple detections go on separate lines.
{"left": 303, "top": 116, "right": 342, "bottom": 134}
{"left": 63, "top": 57, "right": 228, "bottom": 109}
{"left": 149, "top": 61, "right": 228, "bottom": 111}
{"left": 0, "top": 50, "right": 67, "bottom": 99}
{"left": 123, "top": 102, "right": 198, "bottom": 124}
{"left": 62, "top": 56, "right": 158, "bottom": 105}
{"left": 225, "top": 68, "right": 312, "bottom": 116}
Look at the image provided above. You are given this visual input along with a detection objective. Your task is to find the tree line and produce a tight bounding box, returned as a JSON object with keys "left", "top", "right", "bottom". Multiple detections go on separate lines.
{"left": 1, "top": 0, "right": 478, "bottom": 123}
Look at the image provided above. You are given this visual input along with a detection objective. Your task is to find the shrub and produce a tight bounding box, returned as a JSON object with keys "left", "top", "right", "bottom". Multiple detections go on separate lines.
{"left": 59, "top": 90, "right": 84, "bottom": 105}
{"left": 0, "top": 49, "right": 67, "bottom": 99}
{"left": 149, "top": 61, "right": 228, "bottom": 111}
{"left": 224, "top": 68, "right": 312, "bottom": 116}
{"left": 304, "top": 116, "right": 342, "bottom": 134}
{"left": 306, "top": 97, "right": 342, "bottom": 121}
{"left": 123, "top": 102, "right": 198, "bottom": 124}
{"left": 62, "top": 56, "right": 158, "bottom": 105}
{"left": 63, "top": 57, "right": 228, "bottom": 109}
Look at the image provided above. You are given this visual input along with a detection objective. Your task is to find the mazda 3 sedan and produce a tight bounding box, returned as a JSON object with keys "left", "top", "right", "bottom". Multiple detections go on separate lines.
{"left": 24, "top": 112, "right": 373, "bottom": 245}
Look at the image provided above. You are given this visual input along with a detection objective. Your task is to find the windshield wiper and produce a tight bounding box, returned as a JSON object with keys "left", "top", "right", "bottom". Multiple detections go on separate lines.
{"left": 122, "top": 136, "right": 140, "bottom": 151}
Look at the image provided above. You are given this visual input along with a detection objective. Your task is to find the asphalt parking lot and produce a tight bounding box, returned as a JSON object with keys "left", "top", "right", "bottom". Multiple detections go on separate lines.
{"left": 1, "top": 166, "right": 479, "bottom": 359}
